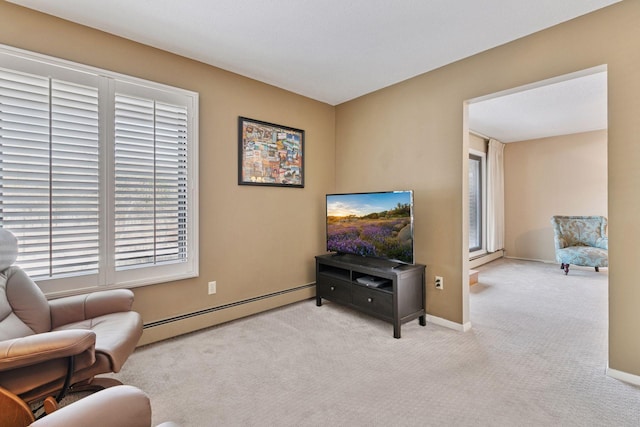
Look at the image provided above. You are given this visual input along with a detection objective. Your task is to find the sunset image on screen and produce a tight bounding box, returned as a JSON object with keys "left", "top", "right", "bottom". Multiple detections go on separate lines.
{"left": 326, "top": 192, "right": 413, "bottom": 263}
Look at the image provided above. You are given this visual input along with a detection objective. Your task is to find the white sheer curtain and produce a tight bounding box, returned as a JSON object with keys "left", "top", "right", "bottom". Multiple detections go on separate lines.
{"left": 487, "top": 138, "right": 505, "bottom": 252}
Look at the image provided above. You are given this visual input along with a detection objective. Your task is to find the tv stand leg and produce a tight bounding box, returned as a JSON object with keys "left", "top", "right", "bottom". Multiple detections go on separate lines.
{"left": 419, "top": 315, "right": 426, "bottom": 326}
{"left": 393, "top": 323, "right": 401, "bottom": 339}
{"left": 316, "top": 297, "right": 322, "bottom": 306}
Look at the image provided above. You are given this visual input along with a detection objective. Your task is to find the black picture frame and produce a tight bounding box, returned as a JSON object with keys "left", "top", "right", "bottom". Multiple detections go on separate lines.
{"left": 238, "top": 117, "right": 304, "bottom": 188}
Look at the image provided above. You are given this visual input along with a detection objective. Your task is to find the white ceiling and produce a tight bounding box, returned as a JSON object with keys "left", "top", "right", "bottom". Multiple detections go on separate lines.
{"left": 469, "top": 68, "right": 608, "bottom": 143}
{"left": 9, "top": 0, "right": 617, "bottom": 141}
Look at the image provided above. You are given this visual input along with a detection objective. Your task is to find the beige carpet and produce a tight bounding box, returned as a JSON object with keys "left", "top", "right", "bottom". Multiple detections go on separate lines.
{"left": 109, "top": 258, "right": 639, "bottom": 426}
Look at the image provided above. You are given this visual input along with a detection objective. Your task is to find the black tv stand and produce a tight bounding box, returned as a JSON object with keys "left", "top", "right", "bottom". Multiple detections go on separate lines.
{"left": 315, "top": 253, "right": 426, "bottom": 338}
{"left": 332, "top": 253, "right": 401, "bottom": 269}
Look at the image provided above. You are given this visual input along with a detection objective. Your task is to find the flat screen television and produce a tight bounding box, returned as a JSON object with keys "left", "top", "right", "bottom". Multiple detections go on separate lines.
{"left": 326, "top": 190, "right": 414, "bottom": 265}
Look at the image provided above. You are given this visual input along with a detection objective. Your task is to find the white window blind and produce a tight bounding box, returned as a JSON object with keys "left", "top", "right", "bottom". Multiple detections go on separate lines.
{"left": 0, "top": 68, "right": 100, "bottom": 278}
{"left": 114, "top": 95, "right": 188, "bottom": 269}
{"left": 0, "top": 45, "right": 198, "bottom": 295}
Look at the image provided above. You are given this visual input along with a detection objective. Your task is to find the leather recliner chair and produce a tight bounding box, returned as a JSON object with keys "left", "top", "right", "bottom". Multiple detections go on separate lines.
{"left": 1, "top": 385, "right": 178, "bottom": 427}
{"left": 30, "top": 385, "right": 179, "bottom": 427}
{"left": 0, "top": 228, "right": 143, "bottom": 407}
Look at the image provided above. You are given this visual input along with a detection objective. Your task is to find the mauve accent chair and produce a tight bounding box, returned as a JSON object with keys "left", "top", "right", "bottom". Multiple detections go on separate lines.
{"left": 0, "top": 228, "right": 143, "bottom": 410}
{"left": 550, "top": 215, "right": 608, "bottom": 275}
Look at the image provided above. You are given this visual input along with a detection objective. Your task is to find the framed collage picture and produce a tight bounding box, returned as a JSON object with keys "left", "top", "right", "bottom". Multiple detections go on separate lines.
{"left": 238, "top": 117, "right": 304, "bottom": 188}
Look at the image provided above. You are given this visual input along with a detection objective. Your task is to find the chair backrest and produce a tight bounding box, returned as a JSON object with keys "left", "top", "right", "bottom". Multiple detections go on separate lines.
{"left": 0, "top": 227, "right": 18, "bottom": 271}
{"left": 550, "top": 216, "right": 607, "bottom": 247}
{"left": 0, "top": 229, "right": 52, "bottom": 341}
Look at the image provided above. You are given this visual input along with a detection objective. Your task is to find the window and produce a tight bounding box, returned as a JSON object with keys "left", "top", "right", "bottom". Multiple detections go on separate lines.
{"left": 0, "top": 45, "right": 198, "bottom": 296}
{"left": 469, "top": 149, "right": 486, "bottom": 257}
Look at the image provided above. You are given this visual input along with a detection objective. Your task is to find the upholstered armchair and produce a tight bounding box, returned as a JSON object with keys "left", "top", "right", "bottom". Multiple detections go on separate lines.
{"left": 550, "top": 215, "right": 608, "bottom": 275}
{"left": 0, "top": 228, "right": 143, "bottom": 410}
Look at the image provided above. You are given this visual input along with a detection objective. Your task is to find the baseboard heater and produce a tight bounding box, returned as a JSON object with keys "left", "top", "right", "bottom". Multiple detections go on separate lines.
{"left": 143, "top": 283, "right": 315, "bottom": 329}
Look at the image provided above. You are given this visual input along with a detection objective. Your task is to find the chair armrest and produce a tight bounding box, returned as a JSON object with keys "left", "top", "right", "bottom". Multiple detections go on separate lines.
{"left": 0, "top": 330, "right": 95, "bottom": 371}
{"left": 49, "top": 289, "right": 135, "bottom": 329}
{"left": 595, "top": 236, "right": 608, "bottom": 250}
{"left": 30, "top": 385, "right": 152, "bottom": 427}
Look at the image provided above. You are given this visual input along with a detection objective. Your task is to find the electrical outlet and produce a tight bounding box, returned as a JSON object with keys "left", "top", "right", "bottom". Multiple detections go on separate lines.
{"left": 208, "top": 281, "right": 217, "bottom": 295}
{"left": 435, "top": 276, "right": 444, "bottom": 290}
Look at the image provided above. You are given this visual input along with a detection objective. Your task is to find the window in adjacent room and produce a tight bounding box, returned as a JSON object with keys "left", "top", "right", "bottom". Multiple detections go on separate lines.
{"left": 469, "top": 149, "right": 486, "bottom": 257}
{"left": 0, "top": 45, "right": 199, "bottom": 296}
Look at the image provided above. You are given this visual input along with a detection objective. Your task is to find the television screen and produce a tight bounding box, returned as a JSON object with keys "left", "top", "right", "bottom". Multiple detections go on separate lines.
{"left": 326, "top": 190, "right": 414, "bottom": 264}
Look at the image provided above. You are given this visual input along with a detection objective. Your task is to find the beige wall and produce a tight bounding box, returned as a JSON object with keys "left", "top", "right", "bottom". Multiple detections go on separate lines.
{"left": 504, "top": 130, "right": 607, "bottom": 262}
{"left": 3, "top": 1, "right": 640, "bottom": 379}
{"left": 336, "top": 2, "right": 640, "bottom": 376}
{"left": 0, "top": 2, "right": 336, "bottom": 344}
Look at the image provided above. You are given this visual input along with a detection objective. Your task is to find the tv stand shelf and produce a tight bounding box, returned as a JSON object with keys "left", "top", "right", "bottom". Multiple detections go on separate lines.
{"left": 315, "top": 253, "right": 426, "bottom": 338}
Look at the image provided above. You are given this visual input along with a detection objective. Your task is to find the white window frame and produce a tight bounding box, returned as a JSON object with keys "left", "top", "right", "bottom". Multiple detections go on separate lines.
{"left": 469, "top": 148, "right": 487, "bottom": 259}
{"left": 0, "top": 45, "right": 199, "bottom": 297}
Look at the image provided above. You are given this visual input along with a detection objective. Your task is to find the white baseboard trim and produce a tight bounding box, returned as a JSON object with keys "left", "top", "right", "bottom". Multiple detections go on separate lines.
{"left": 427, "top": 314, "right": 472, "bottom": 332}
{"left": 469, "top": 250, "right": 504, "bottom": 268}
{"left": 504, "top": 255, "right": 555, "bottom": 264}
{"left": 606, "top": 367, "right": 640, "bottom": 386}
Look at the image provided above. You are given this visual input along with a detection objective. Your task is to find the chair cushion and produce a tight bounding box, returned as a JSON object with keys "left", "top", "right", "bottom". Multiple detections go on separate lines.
{"left": 53, "top": 311, "right": 143, "bottom": 372}
{"left": 556, "top": 246, "right": 608, "bottom": 268}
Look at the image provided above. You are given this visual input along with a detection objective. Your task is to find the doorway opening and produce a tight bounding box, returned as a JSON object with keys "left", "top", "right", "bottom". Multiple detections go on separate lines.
{"left": 463, "top": 65, "right": 608, "bottom": 326}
